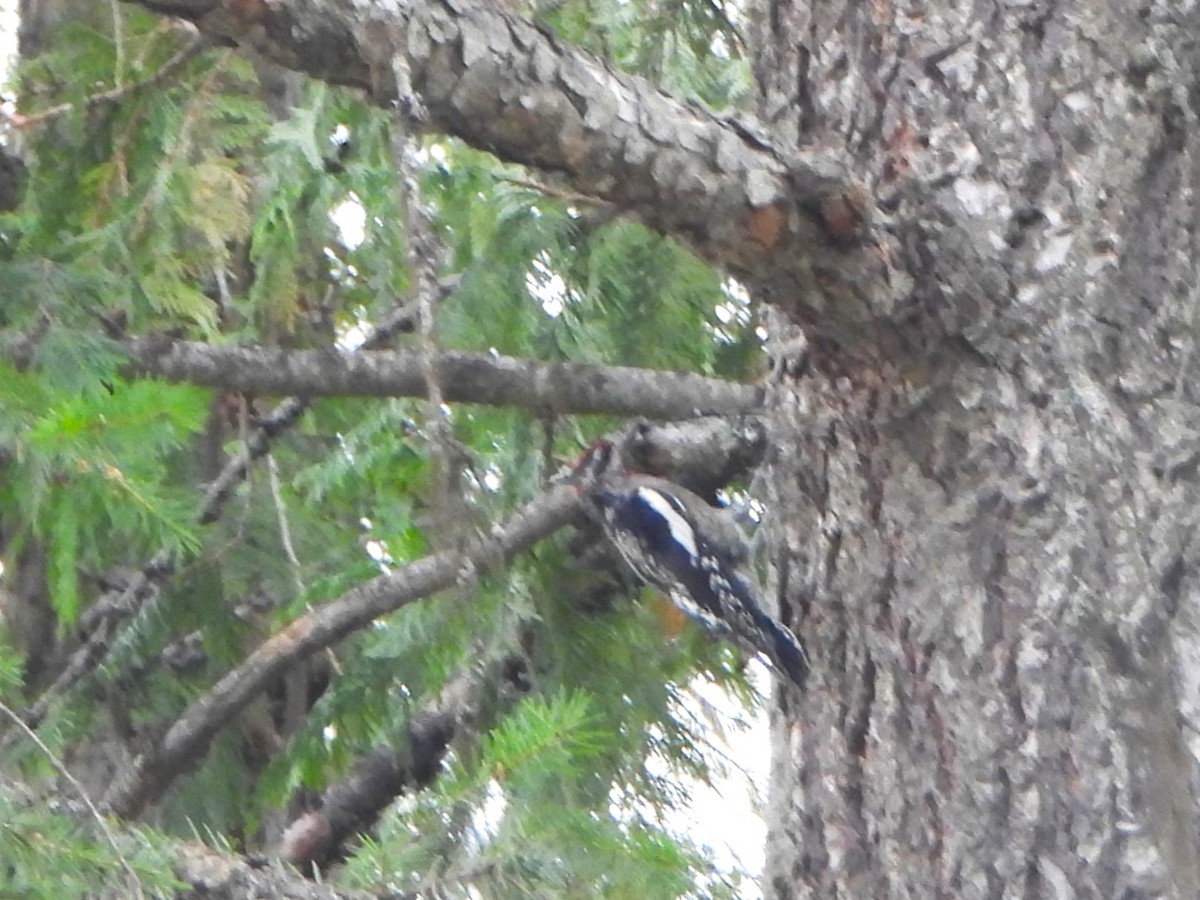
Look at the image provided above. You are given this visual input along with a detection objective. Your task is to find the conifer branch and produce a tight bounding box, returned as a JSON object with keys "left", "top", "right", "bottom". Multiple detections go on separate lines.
{"left": 10, "top": 34, "right": 210, "bottom": 130}
{"left": 125, "top": 339, "right": 765, "bottom": 419}
{"left": 98, "top": 417, "right": 760, "bottom": 820}
{"left": 276, "top": 417, "right": 764, "bottom": 868}
{"left": 100, "top": 483, "right": 582, "bottom": 819}
{"left": 119, "top": 0, "right": 871, "bottom": 284}
{"left": 0, "top": 700, "right": 145, "bottom": 897}
{"left": 277, "top": 665, "right": 484, "bottom": 870}
{"left": 14, "top": 293, "right": 441, "bottom": 730}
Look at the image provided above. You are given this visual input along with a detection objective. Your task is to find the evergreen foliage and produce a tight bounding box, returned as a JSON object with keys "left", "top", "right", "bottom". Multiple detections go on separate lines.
{"left": 0, "top": 2, "right": 762, "bottom": 896}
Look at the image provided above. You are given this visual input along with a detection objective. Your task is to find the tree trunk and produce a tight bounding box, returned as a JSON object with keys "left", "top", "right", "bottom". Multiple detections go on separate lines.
{"left": 24, "top": 0, "right": 1200, "bottom": 893}
{"left": 752, "top": 3, "right": 1200, "bottom": 897}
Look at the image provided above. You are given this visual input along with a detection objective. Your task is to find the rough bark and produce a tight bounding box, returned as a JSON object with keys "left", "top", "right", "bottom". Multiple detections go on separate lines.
{"left": 52, "top": 0, "right": 1200, "bottom": 895}
{"left": 277, "top": 680, "right": 465, "bottom": 872}
{"left": 172, "top": 842, "right": 373, "bottom": 899}
{"left": 122, "top": 0, "right": 907, "bottom": 360}
{"left": 122, "top": 338, "right": 764, "bottom": 419}
{"left": 748, "top": 2, "right": 1200, "bottom": 898}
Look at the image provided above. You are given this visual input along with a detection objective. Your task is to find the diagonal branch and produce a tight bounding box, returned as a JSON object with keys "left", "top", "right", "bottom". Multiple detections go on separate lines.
{"left": 125, "top": 338, "right": 765, "bottom": 419}
{"left": 100, "top": 483, "right": 582, "bottom": 819}
{"left": 0, "top": 700, "right": 144, "bottom": 895}
{"left": 15, "top": 295, "right": 437, "bottom": 731}
{"left": 98, "top": 417, "right": 760, "bottom": 822}
{"left": 277, "top": 665, "right": 484, "bottom": 871}
{"left": 120, "top": 0, "right": 872, "bottom": 297}
{"left": 274, "top": 416, "right": 765, "bottom": 869}
{"left": 11, "top": 33, "right": 211, "bottom": 129}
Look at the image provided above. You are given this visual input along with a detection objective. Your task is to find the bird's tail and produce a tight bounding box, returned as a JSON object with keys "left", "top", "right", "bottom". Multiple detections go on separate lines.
{"left": 754, "top": 607, "right": 808, "bottom": 688}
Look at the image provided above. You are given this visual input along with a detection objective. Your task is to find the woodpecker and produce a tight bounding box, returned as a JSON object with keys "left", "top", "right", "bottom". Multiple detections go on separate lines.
{"left": 571, "top": 438, "right": 807, "bottom": 688}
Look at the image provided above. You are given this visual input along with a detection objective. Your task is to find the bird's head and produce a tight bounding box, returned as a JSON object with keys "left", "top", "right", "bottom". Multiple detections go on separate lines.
{"left": 568, "top": 438, "right": 620, "bottom": 493}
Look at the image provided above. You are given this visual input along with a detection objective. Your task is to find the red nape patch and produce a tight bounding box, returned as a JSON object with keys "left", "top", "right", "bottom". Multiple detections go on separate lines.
{"left": 570, "top": 437, "right": 618, "bottom": 477}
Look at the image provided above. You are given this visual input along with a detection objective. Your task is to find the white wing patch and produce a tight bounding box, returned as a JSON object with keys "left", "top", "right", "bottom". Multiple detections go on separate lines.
{"left": 669, "top": 589, "right": 726, "bottom": 633}
{"left": 635, "top": 487, "right": 698, "bottom": 557}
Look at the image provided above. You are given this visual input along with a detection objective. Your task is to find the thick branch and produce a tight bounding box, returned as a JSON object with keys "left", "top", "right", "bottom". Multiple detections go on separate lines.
{"left": 277, "top": 668, "right": 479, "bottom": 871}
{"left": 173, "top": 842, "right": 371, "bottom": 899}
{"left": 100, "top": 485, "right": 581, "bottom": 819}
{"left": 121, "top": 0, "right": 870, "bottom": 292}
{"left": 126, "top": 338, "right": 764, "bottom": 419}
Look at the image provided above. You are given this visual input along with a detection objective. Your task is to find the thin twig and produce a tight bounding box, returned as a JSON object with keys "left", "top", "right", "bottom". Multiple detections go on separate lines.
{"left": 390, "top": 126, "right": 468, "bottom": 555}
{"left": 267, "top": 449, "right": 319, "bottom": 766}
{"left": 497, "top": 174, "right": 610, "bottom": 206}
{"left": 11, "top": 37, "right": 208, "bottom": 129}
{"left": 111, "top": 0, "right": 127, "bottom": 90}
{"left": 267, "top": 453, "right": 305, "bottom": 597}
{"left": 0, "top": 699, "right": 145, "bottom": 898}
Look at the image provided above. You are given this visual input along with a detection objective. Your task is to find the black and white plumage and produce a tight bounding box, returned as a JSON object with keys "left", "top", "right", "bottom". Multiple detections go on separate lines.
{"left": 571, "top": 439, "right": 807, "bottom": 688}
